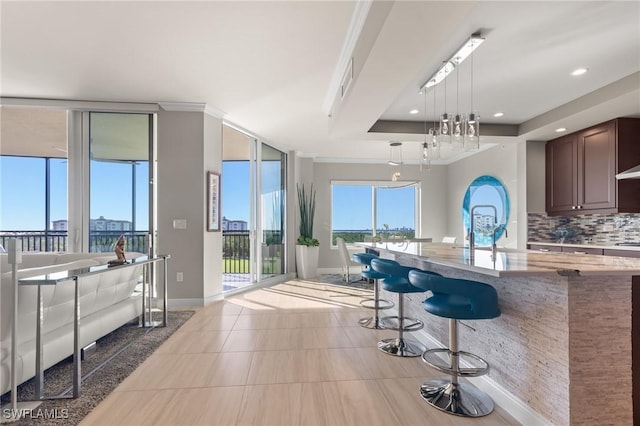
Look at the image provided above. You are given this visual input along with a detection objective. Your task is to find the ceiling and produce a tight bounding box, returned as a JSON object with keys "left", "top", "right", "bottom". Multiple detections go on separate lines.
{"left": 1, "top": 1, "right": 639, "bottom": 165}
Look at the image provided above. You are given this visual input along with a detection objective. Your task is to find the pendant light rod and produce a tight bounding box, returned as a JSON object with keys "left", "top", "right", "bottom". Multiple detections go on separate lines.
{"left": 419, "top": 32, "right": 484, "bottom": 91}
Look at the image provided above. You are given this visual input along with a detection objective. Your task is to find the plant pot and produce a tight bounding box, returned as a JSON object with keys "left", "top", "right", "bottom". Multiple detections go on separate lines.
{"left": 295, "top": 244, "right": 319, "bottom": 279}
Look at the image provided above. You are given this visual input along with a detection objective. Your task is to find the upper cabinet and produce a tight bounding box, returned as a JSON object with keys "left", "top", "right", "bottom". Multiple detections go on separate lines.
{"left": 545, "top": 118, "right": 640, "bottom": 216}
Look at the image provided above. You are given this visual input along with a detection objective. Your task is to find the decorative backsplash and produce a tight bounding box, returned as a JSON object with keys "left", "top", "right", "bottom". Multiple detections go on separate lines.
{"left": 528, "top": 213, "right": 640, "bottom": 245}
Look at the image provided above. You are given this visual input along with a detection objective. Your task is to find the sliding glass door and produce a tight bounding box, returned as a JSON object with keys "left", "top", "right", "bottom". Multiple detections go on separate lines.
{"left": 260, "top": 143, "right": 285, "bottom": 280}
{"left": 222, "top": 125, "right": 286, "bottom": 291}
{"left": 88, "top": 112, "right": 153, "bottom": 254}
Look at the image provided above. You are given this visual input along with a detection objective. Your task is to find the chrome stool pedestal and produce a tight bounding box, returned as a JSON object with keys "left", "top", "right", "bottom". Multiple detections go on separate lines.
{"left": 352, "top": 253, "right": 393, "bottom": 330}
{"left": 370, "top": 258, "right": 432, "bottom": 357}
{"left": 408, "top": 270, "right": 501, "bottom": 418}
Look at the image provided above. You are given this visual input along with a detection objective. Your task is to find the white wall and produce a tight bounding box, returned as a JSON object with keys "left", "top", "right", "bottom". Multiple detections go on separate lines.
{"left": 312, "top": 162, "right": 447, "bottom": 269}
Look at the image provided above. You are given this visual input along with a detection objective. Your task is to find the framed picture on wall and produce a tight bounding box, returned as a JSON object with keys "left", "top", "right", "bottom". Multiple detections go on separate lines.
{"left": 207, "top": 171, "right": 221, "bottom": 232}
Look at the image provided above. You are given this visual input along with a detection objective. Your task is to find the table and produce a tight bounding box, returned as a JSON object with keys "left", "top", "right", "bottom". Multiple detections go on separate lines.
{"left": 18, "top": 254, "right": 170, "bottom": 400}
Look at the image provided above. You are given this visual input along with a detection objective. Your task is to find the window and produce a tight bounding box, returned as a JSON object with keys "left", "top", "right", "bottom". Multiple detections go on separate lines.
{"left": 331, "top": 181, "right": 418, "bottom": 245}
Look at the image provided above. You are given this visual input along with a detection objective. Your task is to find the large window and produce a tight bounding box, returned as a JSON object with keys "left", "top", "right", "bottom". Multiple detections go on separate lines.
{"left": 0, "top": 156, "right": 68, "bottom": 251}
{"left": 331, "top": 181, "right": 418, "bottom": 245}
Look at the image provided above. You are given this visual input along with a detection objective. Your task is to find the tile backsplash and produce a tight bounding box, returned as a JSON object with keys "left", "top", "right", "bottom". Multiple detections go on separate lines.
{"left": 528, "top": 212, "right": 640, "bottom": 244}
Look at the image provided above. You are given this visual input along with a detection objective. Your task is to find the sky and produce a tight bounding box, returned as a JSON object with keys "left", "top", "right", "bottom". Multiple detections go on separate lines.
{"left": 0, "top": 156, "right": 148, "bottom": 230}
{"left": 1, "top": 156, "right": 416, "bottom": 232}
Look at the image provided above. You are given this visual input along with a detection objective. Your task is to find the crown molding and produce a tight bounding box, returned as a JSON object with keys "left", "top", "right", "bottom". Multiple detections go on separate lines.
{"left": 158, "top": 102, "right": 226, "bottom": 118}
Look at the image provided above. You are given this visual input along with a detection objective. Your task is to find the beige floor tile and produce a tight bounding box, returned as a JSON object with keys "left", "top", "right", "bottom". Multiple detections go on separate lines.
{"left": 119, "top": 352, "right": 251, "bottom": 390}
{"left": 155, "top": 329, "right": 230, "bottom": 353}
{"left": 201, "top": 300, "right": 245, "bottom": 316}
{"left": 203, "top": 351, "right": 253, "bottom": 387}
{"left": 80, "top": 389, "right": 173, "bottom": 426}
{"left": 236, "top": 383, "right": 304, "bottom": 426}
{"left": 352, "top": 346, "right": 428, "bottom": 379}
{"left": 221, "top": 329, "right": 262, "bottom": 352}
{"left": 180, "top": 313, "right": 239, "bottom": 331}
{"left": 342, "top": 324, "right": 399, "bottom": 347}
{"left": 247, "top": 348, "right": 365, "bottom": 384}
{"left": 299, "top": 327, "right": 354, "bottom": 349}
{"left": 157, "top": 386, "right": 245, "bottom": 426}
{"left": 85, "top": 280, "right": 521, "bottom": 426}
{"left": 117, "top": 353, "right": 183, "bottom": 391}
{"left": 299, "top": 380, "right": 400, "bottom": 426}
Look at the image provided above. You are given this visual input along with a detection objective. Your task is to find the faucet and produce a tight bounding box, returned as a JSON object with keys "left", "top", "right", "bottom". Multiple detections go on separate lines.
{"left": 469, "top": 204, "right": 498, "bottom": 256}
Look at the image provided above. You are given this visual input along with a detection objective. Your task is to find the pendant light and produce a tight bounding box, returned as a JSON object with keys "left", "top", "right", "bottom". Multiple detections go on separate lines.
{"left": 464, "top": 36, "right": 480, "bottom": 151}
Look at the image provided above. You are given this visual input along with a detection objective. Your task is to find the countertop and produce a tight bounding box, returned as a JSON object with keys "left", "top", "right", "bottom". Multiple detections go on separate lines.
{"left": 528, "top": 241, "right": 640, "bottom": 252}
{"left": 357, "top": 241, "right": 640, "bottom": 278}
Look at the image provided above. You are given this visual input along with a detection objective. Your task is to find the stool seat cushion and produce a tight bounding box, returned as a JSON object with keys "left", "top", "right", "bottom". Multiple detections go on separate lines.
{"left": 381, "top": 276, "right": 424, "bottom": 294}
{"left": 361, "top": 269, "right": 387, "bottom": 280}
{"left": 370, "top": 258, "right": 437, "bottom": 294}
{"left": 352, "top": 252, "right": 377, "bottom": 266}
{"left": 408, "top": 270, "right": 500, "bottom": 320}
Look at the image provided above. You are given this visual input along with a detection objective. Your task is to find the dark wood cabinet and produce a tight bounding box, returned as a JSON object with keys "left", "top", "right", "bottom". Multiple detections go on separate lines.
{"left": 527, "top": 243, "right": 562, "bottom": 252}
{"left": 561, "top": 246, "right": 603, "bottom": 255}
{"left": 545, "top": 118, "right": 640, "bottom": 216}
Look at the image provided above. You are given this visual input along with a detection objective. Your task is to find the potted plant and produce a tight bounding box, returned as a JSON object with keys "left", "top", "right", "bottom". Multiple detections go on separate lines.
{"left": 295, "top": 183, "right": 319, "bottom": 278}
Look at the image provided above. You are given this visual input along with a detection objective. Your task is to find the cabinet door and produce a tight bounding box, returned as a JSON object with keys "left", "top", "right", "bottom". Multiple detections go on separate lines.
{"left": 528, "top": 244, "right": 562, "bottom": 252}
{"left": 546, "top": 134, "right": 578, "bottom": 213}
{"left": 561, "top": 246, "right": 603, "bottom": 255}
{"left": 577, "top": 122, "right": 616, "bottom": 210}
{"left": 603, "top": 249, "right": 640, "bottom": 258}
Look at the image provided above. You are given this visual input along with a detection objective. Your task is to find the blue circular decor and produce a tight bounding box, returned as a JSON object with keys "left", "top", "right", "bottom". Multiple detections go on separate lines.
{"left": 462, "top": 175, "right": 510, "bottom": 246}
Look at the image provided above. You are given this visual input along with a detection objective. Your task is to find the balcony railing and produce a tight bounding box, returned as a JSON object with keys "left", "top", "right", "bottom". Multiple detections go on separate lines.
{"left": 0, "top": 231, "right": 149, "bottom": 254}
{"left": 1, "top": 230, "right": 272, "bottom": 275}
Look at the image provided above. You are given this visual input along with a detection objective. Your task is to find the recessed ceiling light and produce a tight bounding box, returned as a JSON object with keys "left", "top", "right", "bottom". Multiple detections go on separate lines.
{"left": 555, "top": 127, "right": 567, "bottom": 133}
{"left": 571, "top": 68, "right": 588, "bottom": 76}
{"left": 409, "top": 109, "right": 419, "bottom": 115}
{"left": 493, "top": 112, "right": 504, "bottom": 118}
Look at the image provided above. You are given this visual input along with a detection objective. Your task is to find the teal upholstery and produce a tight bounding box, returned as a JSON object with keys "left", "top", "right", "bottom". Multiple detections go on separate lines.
{"left": 408, "top": 270, "right": 500, "bottom": 320}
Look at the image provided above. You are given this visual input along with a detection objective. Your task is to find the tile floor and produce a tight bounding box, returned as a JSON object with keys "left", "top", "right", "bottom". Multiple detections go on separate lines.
{"left": 81, "top": 279, "right": 518, "bottom": 426}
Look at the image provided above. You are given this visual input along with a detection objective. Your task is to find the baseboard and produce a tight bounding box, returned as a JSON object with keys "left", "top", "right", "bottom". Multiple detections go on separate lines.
{"left": 167, "top": 298, "right": 206, "bottom": 308}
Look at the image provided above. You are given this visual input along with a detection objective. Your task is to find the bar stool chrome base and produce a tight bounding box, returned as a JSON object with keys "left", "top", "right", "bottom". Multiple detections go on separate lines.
{"left": 360, "top": 298, "right": 394, "bottom": 310}
{"left": 358, "top": 316, "right": 388, "bottom": 329}
{"left": 422, "top": 348, "right": 489, "bottom": 377}
{"left": 380, "top": 315, "right": 423, "bottom": 332}
{"left": 378, "top": 337, "right": 426, "bottom": 357}
{"left": 419, "top": 379, "right": 494, "bottom": 417}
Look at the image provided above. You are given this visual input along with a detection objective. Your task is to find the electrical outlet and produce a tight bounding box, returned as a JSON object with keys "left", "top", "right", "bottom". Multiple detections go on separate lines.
{"left": 602, "top": 224, "right": 614, "bottom": 232}
{"left": 176, "top": 272, "right": 184, "bottom": 282}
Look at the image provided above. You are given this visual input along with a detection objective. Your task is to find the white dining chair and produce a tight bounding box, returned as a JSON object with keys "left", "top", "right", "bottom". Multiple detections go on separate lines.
{"left": 336, "top": 237, "right": 364, "bottom": 282}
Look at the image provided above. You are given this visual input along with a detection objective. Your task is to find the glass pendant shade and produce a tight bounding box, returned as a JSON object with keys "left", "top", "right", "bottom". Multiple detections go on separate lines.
{"left": 464, "top": 113, "right": 480, "bottom": 151}
{"left": 429, "top": 128, "right": 441, "bottom": 160}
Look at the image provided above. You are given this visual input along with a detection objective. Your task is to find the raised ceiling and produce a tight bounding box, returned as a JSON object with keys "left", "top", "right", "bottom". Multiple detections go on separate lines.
{"left": 1, "top": 1, "right": 639, "bottom": 165}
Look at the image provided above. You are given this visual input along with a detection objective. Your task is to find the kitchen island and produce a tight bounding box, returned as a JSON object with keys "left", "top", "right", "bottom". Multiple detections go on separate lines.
{"left": 358, "top": 241, "right": 639, "bottom": 425}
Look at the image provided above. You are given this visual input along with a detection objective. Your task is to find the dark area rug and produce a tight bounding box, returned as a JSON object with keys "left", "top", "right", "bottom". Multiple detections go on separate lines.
{"left": 309, "top": 273, "right": 374, "bottom": 290}
{"left": 1, "top": 310, "right": 194, "bottom": 425}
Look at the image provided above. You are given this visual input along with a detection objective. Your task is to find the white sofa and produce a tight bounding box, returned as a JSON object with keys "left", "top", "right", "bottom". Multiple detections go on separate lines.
{"left": 0, "top": 252, "right": 146, "bottom": 395}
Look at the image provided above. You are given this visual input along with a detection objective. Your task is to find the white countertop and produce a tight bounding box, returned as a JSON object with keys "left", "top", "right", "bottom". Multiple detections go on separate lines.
{"left": 357, "top": 242, "right": 640, "bottom": 277}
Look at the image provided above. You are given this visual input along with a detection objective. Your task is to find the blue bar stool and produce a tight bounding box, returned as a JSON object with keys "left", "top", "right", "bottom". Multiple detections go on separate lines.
{"left": 408, "top": 270, "right": 501, "bottom": 417}
{"left": 370, "top": 258, "right": 433, "bottom": 357}
{"left": 352, "top": 252, "right": 393, "bottom": 329}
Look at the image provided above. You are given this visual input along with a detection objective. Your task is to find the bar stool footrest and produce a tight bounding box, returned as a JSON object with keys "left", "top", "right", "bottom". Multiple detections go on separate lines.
{"left": 419, "top": 379, "right": 494, "bottom": 417}
{"left": 421, "top": 348, "right": 489, "bottom": 377}
{"left": 380, "top": 315, "right": 423, "bottom": 332}
{"left": 358, "top": 316, "right": 387, "bottom": 329}
{"left": 359, "top": 298, "right": 394, "bottom": 310}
